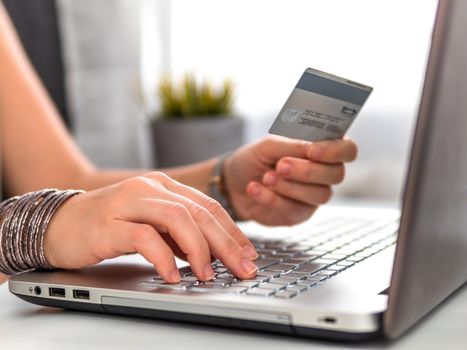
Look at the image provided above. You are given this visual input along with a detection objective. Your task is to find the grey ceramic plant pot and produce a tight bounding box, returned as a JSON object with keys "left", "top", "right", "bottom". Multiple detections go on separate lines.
{"left": 151, "top": 116, "right": 245, "bottom": 168}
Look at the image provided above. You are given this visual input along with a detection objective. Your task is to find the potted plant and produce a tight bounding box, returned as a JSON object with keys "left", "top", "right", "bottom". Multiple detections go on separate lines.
{"left": 149, "top": 75, "right": 245, "bottom": 168}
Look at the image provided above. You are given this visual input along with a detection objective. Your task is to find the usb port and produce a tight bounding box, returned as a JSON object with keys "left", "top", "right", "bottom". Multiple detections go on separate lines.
{"left": 49, "top": 287, "right": 66, "bottom": 298}
{"left": 73, "top": 289, "right": 90, "bottom": 300}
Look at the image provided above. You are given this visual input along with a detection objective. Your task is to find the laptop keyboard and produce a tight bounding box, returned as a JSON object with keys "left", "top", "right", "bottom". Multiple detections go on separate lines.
{"left": 140, "top": 217, "right": 398, "bottom": 299}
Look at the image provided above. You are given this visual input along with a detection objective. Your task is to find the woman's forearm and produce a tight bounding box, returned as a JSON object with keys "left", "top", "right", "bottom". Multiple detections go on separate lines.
{"left": 1, "top": 3, "right": 220, "bottom": 197}
{"left": 0, "top": 4, "right": 95, "bottom": 197}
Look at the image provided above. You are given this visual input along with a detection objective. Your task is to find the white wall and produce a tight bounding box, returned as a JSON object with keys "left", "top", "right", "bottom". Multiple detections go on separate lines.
{"left": 165, "top": 1, "right": 437, "bottom": 117}
{"left": 58, "top": 0, "right": 153, "bottom": 169}
{"left": 141, "top": 0, "right": 439, "bottom": 201}
{"left": 59, "top": 1, "right": 439, "bottom": 201}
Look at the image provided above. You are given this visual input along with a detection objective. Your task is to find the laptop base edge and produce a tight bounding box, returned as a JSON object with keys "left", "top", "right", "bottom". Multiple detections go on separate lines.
{"left": 14, "top": 293, "right": 382, "bottom": 342}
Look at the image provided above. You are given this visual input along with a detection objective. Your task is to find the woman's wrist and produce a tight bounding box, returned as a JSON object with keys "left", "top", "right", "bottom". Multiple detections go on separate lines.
{"left": 208, "top": 153, "right": 240, "bottom": 220}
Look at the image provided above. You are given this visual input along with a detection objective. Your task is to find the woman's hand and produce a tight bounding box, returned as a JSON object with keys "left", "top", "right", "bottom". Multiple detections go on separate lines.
{"left": 44, "top": 172, "right": 259, "bottom": 283}
{"left": 224, "top": 136, "right": 358, "bottom": 226}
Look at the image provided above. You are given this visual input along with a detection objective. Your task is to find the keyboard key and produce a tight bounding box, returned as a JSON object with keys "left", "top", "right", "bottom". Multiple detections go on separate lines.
{"left": 231, "top": 281, "right": 259, "bottom": 288}
{"left": 361, "top": 247, "right": 381, "bottom": 255}
{"left": 294, "top": 263, "right": 327, "bottom": 274}
{"left": 248, "top": 276, "right": 271, "bottom": 283}
{"left": 274, "top": 290, "right": 298, "bottom": 299}
{"left": 296, "top": 280, "right": 318, "bottom": 288}
{"left": 268, "top": 277, "right": 297, "bottom": 286}
{"left": 266, "top": 264, "right": 295, "bottom": 273}
{"left": 203, "top": 278, "right": 234, "bottom": 286}
{"left": 329, "top": 247, "right": 356, "bottom": 255}
{"left": 314, "top": 270, "right": 337, "bottom": 278}
{"left": 272, "top": 253, "right": 295, "bottom": 260}
{"left": 282, "top": 258, "right": 308, "bottom": 266}
{"left": 256, "top": 270, "right": 281, "bottom": 278}
{"left": 300, "top": 239, "right": 326, "bottom": 246}
{"left": 321, "top": 253, "right": 347, "bottom": 261}
{"left": 189, "top": 285, "right": 247, "bottom": 294}
{"left": 246, "top": 288, "right": 275, "bottom": 297}
{"left": 281, "top": 236, "right": 307, "bottom": 244}
{"left": 346, "top": 255, "right": 366, "bottom": 262}
{"left": 316, "top": 243, "right": 339, "bottom": 251}
{"left": 280, "top": 247, "right": 307, "bottom": 255}
{"left": 294, "top": 254, "right": 321, "bottom": 262}
{"left": 305, "top": 275, "right": 328, "bottom": 283}
{"left": 301, "top": 250, "right": 326, "bottom": 257}
{"left": 279, "top": 272, "right": 308, "bottom": 281}
{"left": 328, "top": 265, "right": 347, "bottom": 272}
{"left": 286, "top": 284, "right": 308, "bottom": 293}
{"left": 254, "top": 258, "right": 279, "bottom": 270}
{"left": 257, "top": 284, "right": 285, "bottom": 292}
{"left": 281, "top": 262, "right": 301, "bottom": 269}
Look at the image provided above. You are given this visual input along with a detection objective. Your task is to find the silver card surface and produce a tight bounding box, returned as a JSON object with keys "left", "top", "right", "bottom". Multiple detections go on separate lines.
{"left": 269, "top": 68, "right": 373, "bottom": 142}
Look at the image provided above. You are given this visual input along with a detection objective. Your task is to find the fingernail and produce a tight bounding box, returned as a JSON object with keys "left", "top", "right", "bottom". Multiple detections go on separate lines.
{"left": 277, "top": 161, "right": 292, "bottom": 175}
{"left": 242, "top": 258, "right": 258, "bottom": 275}
{"left": 171, "top": 270, "right": 181, "bottom": 283}
{"left": 243, "top": 245, "right": 259, "bottom": 259}
{"left": 309, "top": 145, "right": 323, "bottom": 159}
{"left": 263, "top": 172, "right": 278, "bottom": 186}
{"left": 249, "top": 183, "right": 261, "bottom": 196}
{"left": 204, "top": 264, "right": 215, "bottom": 280}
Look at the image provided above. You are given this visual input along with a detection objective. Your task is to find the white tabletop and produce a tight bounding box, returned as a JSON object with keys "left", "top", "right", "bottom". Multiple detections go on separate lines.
{"left": 1, "top": 278, "right": 467, "bottom": 350}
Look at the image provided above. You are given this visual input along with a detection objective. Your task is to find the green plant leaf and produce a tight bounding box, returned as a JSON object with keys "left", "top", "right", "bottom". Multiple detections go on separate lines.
{"left": 158, "top": 74, "right": 234, "bottom": 118}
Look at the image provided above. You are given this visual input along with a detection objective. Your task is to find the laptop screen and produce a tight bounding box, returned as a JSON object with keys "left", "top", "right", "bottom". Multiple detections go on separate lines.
{"left": 385, "top": 0, "right": 467, "bottom": 338}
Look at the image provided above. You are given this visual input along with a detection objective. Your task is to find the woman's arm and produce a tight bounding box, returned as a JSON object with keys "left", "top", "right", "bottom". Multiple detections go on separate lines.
{"left": 0, "top": 4, "right": 135, "bottom": 195}
{"left": 0, "top": 3, "right": 220, "bottom": 197}
{"left": 0, "top": 2, "right": 357, "bottom": 227}
{"left": 0, "top": 3, "right": 93, "bottom": 195}
{"left": 0, "top": 3, "right": 356, "bottom": 283}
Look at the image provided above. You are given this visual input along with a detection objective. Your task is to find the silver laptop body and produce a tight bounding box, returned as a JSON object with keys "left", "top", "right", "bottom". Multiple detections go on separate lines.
{"left": 8, "top": 0, "right": 467, "bottom": 341}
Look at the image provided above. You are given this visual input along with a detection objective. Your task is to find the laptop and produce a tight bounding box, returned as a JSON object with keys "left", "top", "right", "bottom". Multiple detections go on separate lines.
{"left": 8, "top": 0, "right": 467, "bottom": 340}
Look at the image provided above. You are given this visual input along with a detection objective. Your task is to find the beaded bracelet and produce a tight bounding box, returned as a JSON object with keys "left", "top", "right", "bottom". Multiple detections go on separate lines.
{"left": 0, "top": 189, "right": 84, "bottom": 275}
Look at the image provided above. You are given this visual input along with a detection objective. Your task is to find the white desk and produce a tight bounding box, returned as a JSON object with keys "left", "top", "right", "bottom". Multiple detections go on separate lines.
{"left": 1, "top": 279, "right": 467, "bottom": 350}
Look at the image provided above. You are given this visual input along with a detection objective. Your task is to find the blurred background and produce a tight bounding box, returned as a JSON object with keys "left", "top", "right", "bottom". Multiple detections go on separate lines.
{"left": 5, "top": 0, "right": 439, "bottom": 204}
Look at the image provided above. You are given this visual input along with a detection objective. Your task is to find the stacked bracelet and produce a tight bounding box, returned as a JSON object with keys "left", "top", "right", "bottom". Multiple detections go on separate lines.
{"left": 0, "top": 189, "right": 84, "bottom": 275}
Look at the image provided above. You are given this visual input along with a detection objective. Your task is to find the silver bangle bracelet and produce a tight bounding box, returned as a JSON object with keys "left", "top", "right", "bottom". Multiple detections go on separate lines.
{"left": 0, "top": 189, "right": 84, "bottom": 275}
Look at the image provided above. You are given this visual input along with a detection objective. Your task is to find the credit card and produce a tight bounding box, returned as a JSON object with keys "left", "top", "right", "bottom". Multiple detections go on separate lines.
{"left": 269, "top": 68, "right": 373, "bottom": 142}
